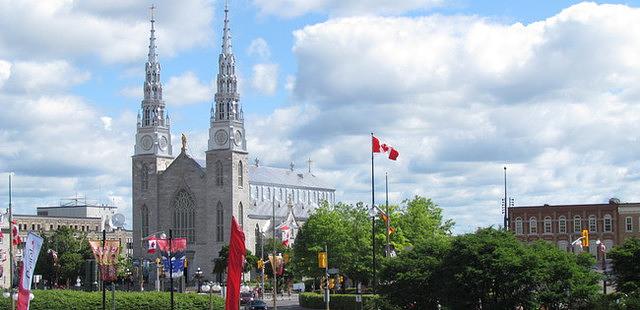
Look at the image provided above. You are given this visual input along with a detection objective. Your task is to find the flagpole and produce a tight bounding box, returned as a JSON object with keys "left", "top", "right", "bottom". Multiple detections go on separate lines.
{"left": 370, "top": 132, "right": 376, "bottom": 294}
{"left": 272, "top": 201, "right": 277, "bottom": 310}
{"left": 169, "top": 229, "right": 174, "bottom": 310}
{"left": 102, "top": 229, "right": 106, "bottom": 310}
{"left": 385, "top": 172, "right": 390, "bottom": 257}
{"left": 8, "top": 173, "right": 15, "bottom": 310}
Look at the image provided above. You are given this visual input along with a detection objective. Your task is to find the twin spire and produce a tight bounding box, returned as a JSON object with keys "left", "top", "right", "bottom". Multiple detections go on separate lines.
{"left": 139, "top": 4, "right": 166, "bottom": 129}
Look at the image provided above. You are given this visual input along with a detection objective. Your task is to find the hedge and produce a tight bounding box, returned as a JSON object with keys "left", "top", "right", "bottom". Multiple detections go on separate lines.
{"left": 0, "top": 290, "right": 225, "bottom": 310}
{"left": 299, "top": 292, "right": 380, "bottom": 310}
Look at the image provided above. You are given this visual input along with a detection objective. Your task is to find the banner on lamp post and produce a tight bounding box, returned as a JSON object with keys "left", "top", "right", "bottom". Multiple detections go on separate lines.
{"left": 17, "top": 232, "right": 44, "bottom": 310}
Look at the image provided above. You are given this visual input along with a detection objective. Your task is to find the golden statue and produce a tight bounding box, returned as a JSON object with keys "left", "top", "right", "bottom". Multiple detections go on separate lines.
{"left": 181, "top": 133, "right": 187, "bottom": 151}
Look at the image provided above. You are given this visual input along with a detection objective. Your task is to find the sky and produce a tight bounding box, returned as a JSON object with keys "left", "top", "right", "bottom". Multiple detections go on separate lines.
{"left": 2, "top": 0, "right": 640, "bottom": 233}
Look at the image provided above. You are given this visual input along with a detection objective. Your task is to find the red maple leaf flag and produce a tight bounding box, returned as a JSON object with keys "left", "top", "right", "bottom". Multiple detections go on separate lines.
{"left": 147, "top": 238, "right": 157, "bottom": 254}
{"left": 372, "top": 135, "right": 399, "bottom": 161}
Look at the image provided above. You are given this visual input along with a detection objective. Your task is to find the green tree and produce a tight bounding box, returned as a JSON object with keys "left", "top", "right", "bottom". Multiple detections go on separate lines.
{"left": 291, "top": 202, "right": 372, "bottom": 285}
{"left": 212, "top": 245, "right": 258, "bottom": 281}
{"left": 531, "top": 241, "right": 600, "bottom": 309}
{"left": 378, "top": 237, "right": 450, "bottom": 309}
{"left": 609, "top": 237, "right": 640, "bottom": 294}
{"left": 34, "top": 226, "right": 93, "bottom": 287}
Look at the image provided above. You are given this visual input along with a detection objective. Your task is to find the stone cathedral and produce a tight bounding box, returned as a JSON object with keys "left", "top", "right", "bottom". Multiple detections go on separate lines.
{"left": 131, "top": 5, "right": 335, "bottom": 279}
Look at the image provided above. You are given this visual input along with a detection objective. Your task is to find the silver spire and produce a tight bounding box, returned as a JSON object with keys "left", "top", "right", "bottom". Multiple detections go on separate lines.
{"left": 148, "top": 4, "right": 158, "bottom": 64}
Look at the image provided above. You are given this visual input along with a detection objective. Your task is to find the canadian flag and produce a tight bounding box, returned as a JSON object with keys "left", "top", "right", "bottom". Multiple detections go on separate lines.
{"left": 11, "top": 220, "right": 21, "bottom": 246}
{"left": 147, "top": 238, "right": 157, "bottom": 254}
{"left": 372, "top": 135, "right": 399, "bottom": 160}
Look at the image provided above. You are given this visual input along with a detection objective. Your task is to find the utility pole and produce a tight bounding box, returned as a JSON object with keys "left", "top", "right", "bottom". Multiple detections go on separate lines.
{"left": 503, "top": 167, "right": 508, "bottom": 230}
{"left": 8, "top": 173, "right": 15, "bottom": 310}
{"left": 324, "top": 244, "right": 329, "bottom": 310}
{"left": 385, "top": 172, "right": 390, "bottom": 257}
{"left": 272, "top": 201, "right": 277, "bottom": 310}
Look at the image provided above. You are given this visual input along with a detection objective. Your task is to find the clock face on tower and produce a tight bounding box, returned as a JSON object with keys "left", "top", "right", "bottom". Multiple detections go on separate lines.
{"left": 234, "top": 130, "right": 243, "bottom": 147}
{"left": 215, "top": 129, "right": 229, "bottom": 145}
{"left": 159, "top": 136, "right": 168, "bottom": 151}
{"left": 141, "top": 135, "right": 153, "bottom": 150}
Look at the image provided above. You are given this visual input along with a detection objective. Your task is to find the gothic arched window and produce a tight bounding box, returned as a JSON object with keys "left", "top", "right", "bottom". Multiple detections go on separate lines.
{"left": 238, "top": 202, "right": 244, "bottom": 228}
{"left": 173, "top": 189, "right": 195, "bottom": 244}
{"left": 237, "top": 161, "right": 243, "bottom": 187}
{"left": 216, "top": 202, "right": 224, "bottom": 242}
{"left": 141, "top": 204, "right": 149, "bottom": 237}
{"left": 216, "top": 161, "right": 223, "bottom": 186}
{"left": 141, "top": 164, "right": 149, "bottom": 192}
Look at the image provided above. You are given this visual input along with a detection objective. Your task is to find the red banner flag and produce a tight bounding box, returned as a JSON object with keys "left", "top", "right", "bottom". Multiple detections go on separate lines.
{"left": 225, "top": 216, "right": 246, "bottom": 310}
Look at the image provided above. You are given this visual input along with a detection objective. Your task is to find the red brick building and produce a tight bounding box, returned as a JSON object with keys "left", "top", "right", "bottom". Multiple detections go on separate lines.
{"left": 507, "top": 202, "right": 625, "bottom": 255}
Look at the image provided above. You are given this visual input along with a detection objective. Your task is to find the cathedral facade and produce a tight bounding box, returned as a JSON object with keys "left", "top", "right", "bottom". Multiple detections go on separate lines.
{"left": 131, "top": 6, "right": 335, "bottom": 279}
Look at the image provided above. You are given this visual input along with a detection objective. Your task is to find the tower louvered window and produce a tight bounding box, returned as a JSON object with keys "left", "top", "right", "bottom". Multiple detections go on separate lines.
{"left": 173, "top": 189, "right": 195, "bottom": 244}
{"left": 141, "top": 204, "right": 149, "bottom": 237}
{"left": 237, "top": 160, "right": 243, "bottom": 187}
{"left": 141, "top": 164, "right": 149, "bottom": 191}
{"left": 216, "top": 202, "right": 224, "bottom": 242}
{"left": 216, "top": 161, "right": 223, "bottom": 186}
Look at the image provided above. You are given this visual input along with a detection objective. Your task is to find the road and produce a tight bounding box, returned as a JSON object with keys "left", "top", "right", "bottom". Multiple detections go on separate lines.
{"left": 260, "top": 293, "right": 306, "bottom": 310}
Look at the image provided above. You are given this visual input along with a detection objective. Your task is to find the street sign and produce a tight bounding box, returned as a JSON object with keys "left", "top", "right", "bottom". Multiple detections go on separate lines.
{"left": 328, "top": 268, "right": 339, "bottom": 275}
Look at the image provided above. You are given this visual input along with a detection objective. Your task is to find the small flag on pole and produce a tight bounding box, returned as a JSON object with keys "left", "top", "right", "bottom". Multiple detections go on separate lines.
{"left": 147, "top": 238, "right": 157, "bottom": 254}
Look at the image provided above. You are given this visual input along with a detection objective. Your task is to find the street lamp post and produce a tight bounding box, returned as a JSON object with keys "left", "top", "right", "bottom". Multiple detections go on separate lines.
{"left": 195, "top": 268, "right": 203, "bottom": 293}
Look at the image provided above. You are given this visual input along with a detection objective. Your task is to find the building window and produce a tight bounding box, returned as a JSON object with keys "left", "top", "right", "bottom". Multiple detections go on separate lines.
{"left": 216, "top": 202, "right": 224, "bottom": 242}
{"left": 626, "top": 216, "right": 633, "bottom": 232}
{"left": 173, "top": 189, "right": 196, "bottom": 244}
{"left": 141, "top": 163, "right": 149, "bottom": 191}
{"left": 529, "top": 217, "right": 537, "bottom": 234}
{"left": 515, "top": 217, "right": 523, "bottom": 235}
{"left": 238, "top": 202, "right": 244, "bottom": 228}
{"left": 558, "top": 216, "right": 566, "bottom": 233}
{"left": 215, "top": 161, "right": 223, "bottom": 186}
{"left": 573, "top": 216, "right": 581, "bottom": 233}
{"left": 544, "top": 217, "right": 552, "bottom": 234}
{"left": 50, "top": 225, "right": 53, "bottom": 230}
{"left": 237, "top": 161, "right": 243, "bottom": 187}
{"left": 588, "top": 215, "right": 597, "bottom": 233}
{"left": 141, "top": 204, "right": 149, "bottom": 237}
{"left": 603, "top": 215, "right": 612, "bottom": 232}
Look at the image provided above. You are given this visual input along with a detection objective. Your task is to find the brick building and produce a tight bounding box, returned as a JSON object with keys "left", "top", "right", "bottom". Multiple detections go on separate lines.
{"left": 507, "top": 201, "right": 629, "bottom": 255}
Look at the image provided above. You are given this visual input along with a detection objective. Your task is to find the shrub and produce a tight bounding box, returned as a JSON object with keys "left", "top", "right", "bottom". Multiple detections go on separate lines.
{"left": 0, "top": 290, "right": 224, "bottom": 310}
{"left": 299, "top": 292, "right": 380, "bottom": 310}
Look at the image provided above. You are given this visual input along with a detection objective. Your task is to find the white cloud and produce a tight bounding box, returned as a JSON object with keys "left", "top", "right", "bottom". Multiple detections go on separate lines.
{"left": 3, "top": 60, "right": 90, "bottom": 93}
{"left": 101, "top": 116, "right": 113, "bottom": 131}
{"left": 164, "top": 71, "right": 213, "bottom": 106}
{"left": 253, "top": 0, "right": 443, "bottom": 18}
{"left": 247, "top": 38, "right": 271, "bottom": 60}
{"left": 0, "top": 0, "right": 213, "bottom": 63}
{"left": 285, "top": 75, "right": 296, "bottom": 92}
{"left": 242, "top": 2, "right": 640, "bottom": 232}
{"left": 251, "top": 63, "right": 279, "bottom": 95}
{"left": 0, "top": 60, "right": 10, "bottom": 89}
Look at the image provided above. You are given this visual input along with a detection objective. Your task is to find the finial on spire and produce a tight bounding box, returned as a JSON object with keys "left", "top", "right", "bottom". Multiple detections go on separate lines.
{"left": 307, "top": 158, "right": 313, "bottom": 173}
{"left": 222, "top": 0, "right": 232, "bottom": 54}
{"left": 150, "top": 4, "right": 156, "bottom": 24}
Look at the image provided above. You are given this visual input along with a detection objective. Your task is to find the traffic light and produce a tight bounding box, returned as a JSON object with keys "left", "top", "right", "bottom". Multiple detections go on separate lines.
{"left": 328, "top": 278, "right": 335, "bottom": 289}
{"left": 339, "top": 275, "right": 344, "bottom": 283}
{"left": 581, "top": 229, "right": 589, "bottom": 247}
{"left": 318, "top": 252, "right": 327, "bottom": 268}
{"left": 257, "top": 259, "right": 264, "bottom": 270}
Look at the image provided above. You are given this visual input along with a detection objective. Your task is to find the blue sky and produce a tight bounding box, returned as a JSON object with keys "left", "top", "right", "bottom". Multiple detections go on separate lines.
{"left": 2, "top": 0, "right": 640, "bottom": 232}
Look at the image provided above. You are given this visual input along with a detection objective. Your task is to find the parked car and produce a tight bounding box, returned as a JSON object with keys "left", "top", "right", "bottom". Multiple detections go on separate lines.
{"left": 244, "top": 299, "right": 267, "bottom": 310}
{"left": 240, "top": 291, "right": 254, "bottom": 305}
